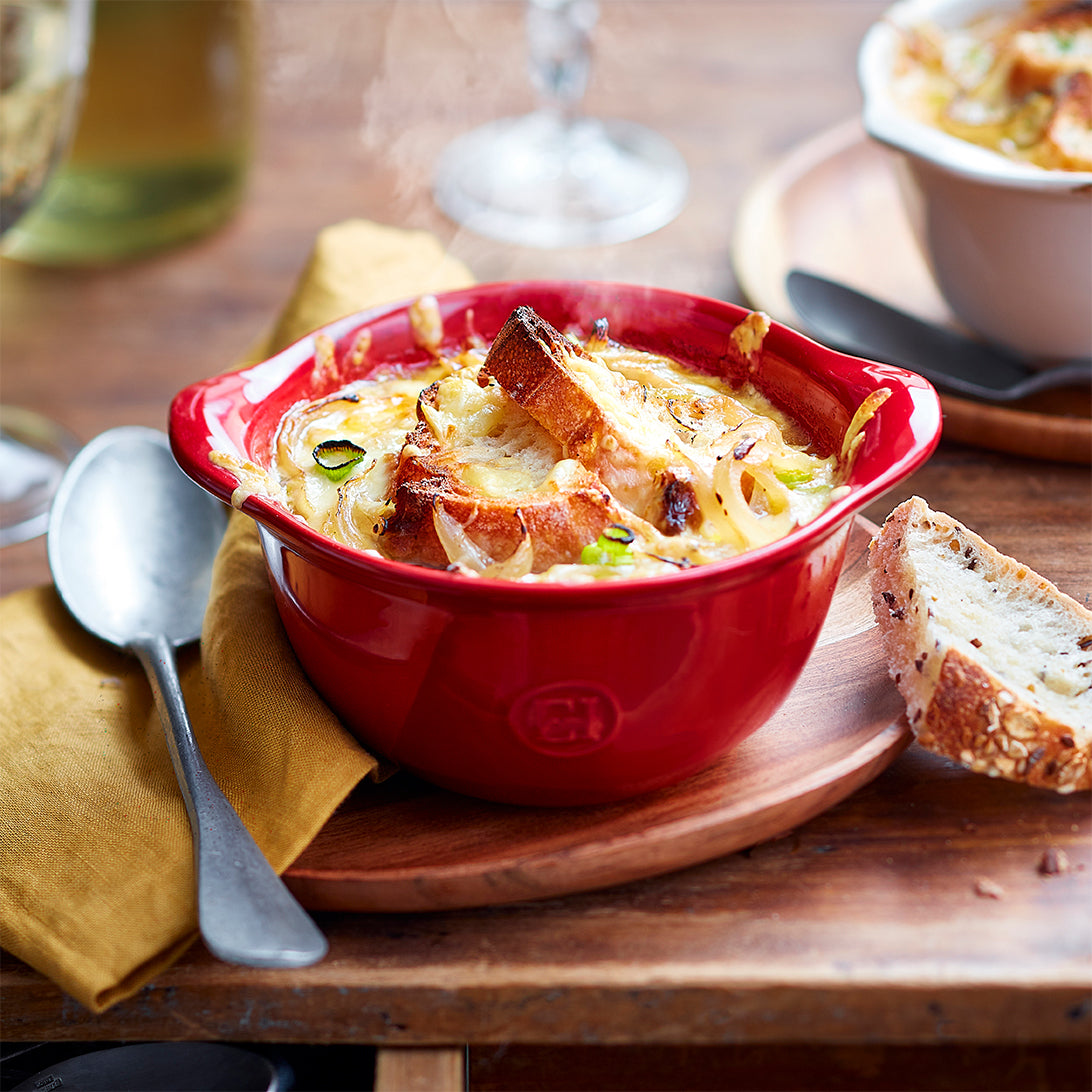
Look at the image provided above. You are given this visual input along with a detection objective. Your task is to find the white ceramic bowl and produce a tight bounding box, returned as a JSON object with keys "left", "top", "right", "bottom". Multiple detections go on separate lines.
{"left": 859, "top": 0, "right": 1092, "bottom": 363}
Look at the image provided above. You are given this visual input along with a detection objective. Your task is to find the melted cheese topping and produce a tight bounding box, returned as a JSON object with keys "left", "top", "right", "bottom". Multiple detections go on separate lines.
{"left": 259, "top": 315, "right": 872, "bottom": 583}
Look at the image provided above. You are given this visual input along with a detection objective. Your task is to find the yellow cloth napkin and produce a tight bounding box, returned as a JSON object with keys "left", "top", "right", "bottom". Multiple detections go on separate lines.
{"left": 0, "top": 220, "right": 475, "bottom": 1012}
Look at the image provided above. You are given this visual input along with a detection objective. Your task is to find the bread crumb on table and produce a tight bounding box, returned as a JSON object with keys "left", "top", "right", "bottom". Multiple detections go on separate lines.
{"left": 973, "top": 876, "right": 1006, "bottom": 899}
{"left": 1037, "top": 847, "right": 1073, "bottom": 876}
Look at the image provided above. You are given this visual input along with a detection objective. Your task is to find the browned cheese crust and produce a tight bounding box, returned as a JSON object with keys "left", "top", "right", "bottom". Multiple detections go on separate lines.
{"left": 379, "top": 384, "right": 621, "bottom": 572}
{"left": 480, "top": 306, "right": 700, "bottom": 536}
{"left": 868, "top": 496, "right": 1091, "bottom": 794}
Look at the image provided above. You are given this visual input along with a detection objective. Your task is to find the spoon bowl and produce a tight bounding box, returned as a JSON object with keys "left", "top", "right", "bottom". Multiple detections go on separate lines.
{"left": 49, "top": 428, "right": 225, "bottom": 648}
{"left": 48, "top": 426, "right": 327, "bottom": 968}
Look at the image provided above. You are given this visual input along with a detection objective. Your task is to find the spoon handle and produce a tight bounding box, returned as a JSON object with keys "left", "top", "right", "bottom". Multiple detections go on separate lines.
{"left": 132, "top": 633, "right": 328, "bottom": 968}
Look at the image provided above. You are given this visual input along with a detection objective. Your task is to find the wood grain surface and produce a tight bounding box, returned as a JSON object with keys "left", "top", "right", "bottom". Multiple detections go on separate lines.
{"left": 1, "top": 2, "right": 1089, "bottom": 1081}
{"left": 284, "top": 518, "right": 910, "bottom": 913}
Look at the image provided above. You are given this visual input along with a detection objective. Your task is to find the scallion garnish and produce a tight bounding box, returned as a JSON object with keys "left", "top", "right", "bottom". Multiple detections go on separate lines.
{"left": 580, "top": 524, "right": 635, "bottom": 566}
{"left": 775, "top": 467, "right": 829, "bottom": 493}
{"left": 312, "top": 439, "right": 366, "bottom": 481}
{"left": 774, "top": 468, "right": 812, "bottom": 486}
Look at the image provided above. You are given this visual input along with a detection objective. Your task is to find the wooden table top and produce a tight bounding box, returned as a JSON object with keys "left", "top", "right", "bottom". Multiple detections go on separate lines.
{"left": 2, "top": 0, "right": 1089, "bottom": 1077}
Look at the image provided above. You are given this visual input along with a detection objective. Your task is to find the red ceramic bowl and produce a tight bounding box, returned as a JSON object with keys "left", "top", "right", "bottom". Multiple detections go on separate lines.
{"left": 170, "top": 281, "right": 941, "bottom": 806}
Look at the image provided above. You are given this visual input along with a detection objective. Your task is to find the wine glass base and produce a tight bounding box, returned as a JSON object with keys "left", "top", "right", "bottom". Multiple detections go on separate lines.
{"left": 0, "top": 406, "right": 80, "bottom": 547}
{"left": 433, "top": 112, "right": 688, "bottom": 248}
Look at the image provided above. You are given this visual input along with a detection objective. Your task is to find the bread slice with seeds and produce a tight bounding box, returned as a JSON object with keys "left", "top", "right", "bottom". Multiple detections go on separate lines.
{"left": 868, "top": 496, "right": 1091, "bottom": 793}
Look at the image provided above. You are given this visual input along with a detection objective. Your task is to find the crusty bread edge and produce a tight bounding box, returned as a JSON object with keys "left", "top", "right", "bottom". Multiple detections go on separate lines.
{"left": 481, "top": 305, "right": 606, "bottom": 454}
{"left": 868, "top": 496, "right": 1091, "bottom": 794}
{"left": 481, "top": 306, "right": 700, "bottom": 534}
{"left": 379, "top": 394, "right": 621, "bottom": 573}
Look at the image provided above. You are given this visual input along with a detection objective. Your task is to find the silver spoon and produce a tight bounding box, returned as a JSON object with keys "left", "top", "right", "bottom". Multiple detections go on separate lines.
{"left": 47, "top": 426, "right": 328, "bottom": 968}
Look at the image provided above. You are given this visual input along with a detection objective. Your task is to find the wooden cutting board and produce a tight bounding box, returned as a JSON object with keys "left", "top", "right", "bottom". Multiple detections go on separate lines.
{"left": 284, "top": 516, "right": 911, "bottom": 913}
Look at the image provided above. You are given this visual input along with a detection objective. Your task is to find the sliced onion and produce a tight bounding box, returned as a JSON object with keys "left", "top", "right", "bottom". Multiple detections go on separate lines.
{"left": 432, "top": 501, "right": 494, "bottom": 572}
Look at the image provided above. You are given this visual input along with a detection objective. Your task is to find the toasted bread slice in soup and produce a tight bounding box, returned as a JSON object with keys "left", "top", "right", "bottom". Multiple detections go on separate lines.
{"left": 1005, "top": 1, "right": 1092, "bottom": 99}
{"left": 868, "top": 497, "right": 1091, "bottom": 794}
{"left": 380, "top": 371, "right": 627, "bottom": 575}
{"left": 379, "top": 305, "right": 823, "bottom": 574}
{"left": 481, "top": 306, "right": 703, "bottom": 536}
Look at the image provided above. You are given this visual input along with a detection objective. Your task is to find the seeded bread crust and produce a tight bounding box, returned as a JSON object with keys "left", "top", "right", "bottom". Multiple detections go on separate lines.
{"left": 868, "top": 496, "right": 1091, "bottom": 793}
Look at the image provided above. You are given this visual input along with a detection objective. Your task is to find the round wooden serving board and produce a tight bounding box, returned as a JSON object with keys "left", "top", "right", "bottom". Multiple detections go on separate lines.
{"left": 732, "top": 118, "right": 1091, "bottom": 465}
{"left": 284, "top": 516, "right": 911, "bottom": 913}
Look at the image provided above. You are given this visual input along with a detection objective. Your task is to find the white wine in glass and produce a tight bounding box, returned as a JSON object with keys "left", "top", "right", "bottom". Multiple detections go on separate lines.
{"left": 0, "top": 0, "right": 91, "bottom": 546}
{"left": 433, "top": 0, "right": 688, "bottom": 248}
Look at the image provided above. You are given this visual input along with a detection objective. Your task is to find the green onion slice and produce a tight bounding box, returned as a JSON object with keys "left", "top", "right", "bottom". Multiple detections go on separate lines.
{"left": 775, "top": 467, "right": 829, "bottom": 494}
{"left": 580, "top": 524, "right": 636, "bottom": 566}
{"left": 774, "top": 468, "right": 812, "bottom": 486}
{"left": 312, "top": 439, "right": 366, "bottom": 481}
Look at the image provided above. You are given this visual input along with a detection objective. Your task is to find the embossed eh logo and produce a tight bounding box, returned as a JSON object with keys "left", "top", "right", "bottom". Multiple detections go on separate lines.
{"left": 511, "top": 683, "right": 619, "bottom": 756}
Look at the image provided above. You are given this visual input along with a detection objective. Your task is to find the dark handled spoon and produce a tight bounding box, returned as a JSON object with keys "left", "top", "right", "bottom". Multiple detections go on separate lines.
{"left": 47, "top": 426, "right": 328, "bottom": 968}
{"left": 786, "top": 270, "right": 1091, "bottom": 403}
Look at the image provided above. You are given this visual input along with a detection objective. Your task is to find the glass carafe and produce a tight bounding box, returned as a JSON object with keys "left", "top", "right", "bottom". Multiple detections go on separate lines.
{"left": 3, "top": 0, "right": 255, "bottom": 265}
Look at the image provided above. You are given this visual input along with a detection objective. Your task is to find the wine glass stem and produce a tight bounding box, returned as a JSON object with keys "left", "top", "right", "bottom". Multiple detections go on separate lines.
{"left": 526, "top": 0, "right": 598, "bottom": 124}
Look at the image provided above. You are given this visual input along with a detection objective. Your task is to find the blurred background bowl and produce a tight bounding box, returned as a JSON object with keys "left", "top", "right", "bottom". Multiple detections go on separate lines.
{"left": 170, "top": 281, "right": 940, "bottom": 806}
{"left": 858, "top": 0, "right": 1092, "bottom": 363}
